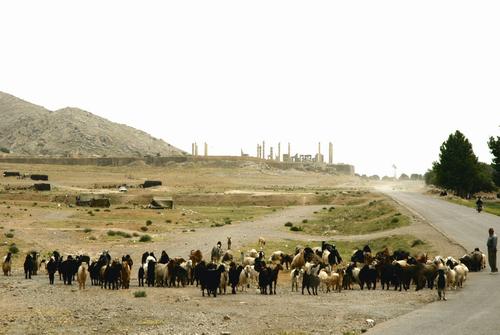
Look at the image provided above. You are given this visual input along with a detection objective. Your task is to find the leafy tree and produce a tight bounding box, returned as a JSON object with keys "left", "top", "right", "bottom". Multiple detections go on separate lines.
{"left": 424, "top": 169, "right": 437, "bottom": 185}
{"left": 399, "top": 173, "right": 409, "bottom": 180}
{"left": 410, "top": 174, "right": 423, "bottom": 181}
{"left": 433, "top": 130, "right": 479, "bottom": 197}
{"left": 488, "top": 136, "right": 500, "bottom": 187}
{"left": 472, "top": 163, "right": 495, "bottom": 193}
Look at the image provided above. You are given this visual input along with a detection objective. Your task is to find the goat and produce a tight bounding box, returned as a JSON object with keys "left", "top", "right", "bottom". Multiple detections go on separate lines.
{"left": 302, "top": 262, "right": 321, "bottom": 295}
{"left": 121, "top": 261, "right": 131, "bottom": 289}
{"left": 436, "top": 269, "right": 447, "bottom": 300}
{"left": 228, "top": 262, "right": 243, "bottom": 294}
{"left": 291, "top": 268, "right": 303, "bottom": 292}
{"left": 77, "top": 262, "right": 88, "bottom": 290}
{"left": 2, "top": 252, "right": 12, "bottom": 276}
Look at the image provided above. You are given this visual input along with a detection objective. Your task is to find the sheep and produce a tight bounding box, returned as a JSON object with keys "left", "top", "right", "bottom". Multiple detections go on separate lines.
{"left": 291, "top": 247, "right": 315, "bottom": 270}
{"left": 77, "top": 262, "right": 88, "bottom": 290}
{"left": 291, "top": 268, "right": 303, "bottom": 292}
{"left": 121, "top": 261, "right": 131, "bottom": 289}
{"left": 249, "top": 265, "right": 260, "bottom": 287}
{"left": 330, "top": 269, "right": 345, "bottom": 293}
{"left": 445, "top": 267, "right": 456, "bottom": 290}
{"left": 454, "top": 264, "right": 468, "bottom": 288}
{"left": 2, "top": 252, "right": 12, "bottom": 276}
{"left": 180, "top": 260, "right": 193, "bottom": 285}
{"left": 219, "top": 264, "right": 228, "bottom": 294}
{"left": 155, "top": 263, "right": 168, "bottom": 287}
{"left": 243, "top": 257, "right": 255, "bottom": 266}
{"left": 238, "top": 265, "right": 252, "bottom": 292}
{"left": 270, "top": 251, "right": 285, "bottom": 264}
{"left": 319, "top": 269, "right": 330, "bottom": 292}
{"left": 248, "top": 249, "right": 259, "bottom": 258}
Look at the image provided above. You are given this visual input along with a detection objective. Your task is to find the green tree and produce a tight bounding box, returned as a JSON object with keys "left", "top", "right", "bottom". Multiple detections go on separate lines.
{"left": 433, "top": 130, "right": 479, "bottom": 197}
{"left": 424, "top": 169, "right": 437, "bottom": 185}
{"left": 488, "top": 136, "right": 500, "bottom": 187}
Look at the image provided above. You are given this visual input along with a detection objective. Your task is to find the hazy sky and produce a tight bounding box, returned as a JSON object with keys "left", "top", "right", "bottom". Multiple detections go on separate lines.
{"left": 1, "top": 1, "right": 499, "bottom": 177}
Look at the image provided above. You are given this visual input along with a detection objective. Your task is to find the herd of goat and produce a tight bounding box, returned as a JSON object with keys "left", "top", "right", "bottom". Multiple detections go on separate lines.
{"left": 1, "top": 242, "right": 485, "bottom": 297}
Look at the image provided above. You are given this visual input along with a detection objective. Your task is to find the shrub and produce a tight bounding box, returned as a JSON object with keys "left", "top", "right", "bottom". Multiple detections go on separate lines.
{"left": 146, "top": 220, "right": 153, "bottom": 226}
{"left": 133, "top": 232, "right": 139, "bottom": 237}
{"left": 290, "top": 226, "right": 303, "bottom": 232}
{"left": 165, "top": 219, "right": 172, "bottom": 223}
{"left": 140, "top": 226, "right": 148, "bottom": 232}
{"left": 88, "top": 236, "right": 97, "bottom": 240}
{"left": 411, "top": 239, "right": 425, "bottom": 247}
{"left": 5, "top": 232, "right": 14, "bottom": 238}
{"left": 215, "top": 223, "right": 223, "bottom": 227}
{"left": 83, "top": 228, "right": 92, "bottom": 233}
{"left": 9, "top": 244, "right": 19, "bottom": 254}
{"left": 94, "top": 209, "right": 100, "bottom": 212}
{"left": 134, "top": 290, "right": 147, "bottom": 298}
{"left": 104, "top": 209, "right": 111, "bottom": 212}
{"left": 391, "top": 217, "right": 399, "bottom": 224}
{"left": 284, "top": 222, "right": 293, "bottom": 227}
{"left": 32, "top": 202, "right": 38, "bottom": 207}
{"left": 111, "top": 231, "right": 132, "bottom": 238}
{"left": 302, "top": 219, "right": 308, "bottom": 224}
{"left": 224, "top": 218, "right": 232, "bottom": 225}
{"left": 139, "top": 234, "right": 152, "bottom": 242}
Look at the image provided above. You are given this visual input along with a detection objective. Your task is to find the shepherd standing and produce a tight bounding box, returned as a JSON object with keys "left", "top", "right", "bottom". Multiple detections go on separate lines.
{"left": 487, "top": 228, "right": 498, "bottom": 273}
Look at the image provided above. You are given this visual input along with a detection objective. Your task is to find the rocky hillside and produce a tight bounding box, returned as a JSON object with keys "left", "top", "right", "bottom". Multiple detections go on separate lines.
{"left": 0, "top": 92, "right": 186, "bottom": 157}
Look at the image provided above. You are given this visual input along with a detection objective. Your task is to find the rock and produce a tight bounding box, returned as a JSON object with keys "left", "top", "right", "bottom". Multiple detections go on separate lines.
{"left": 223, "top": 315, "right": 231, "bottom": 321}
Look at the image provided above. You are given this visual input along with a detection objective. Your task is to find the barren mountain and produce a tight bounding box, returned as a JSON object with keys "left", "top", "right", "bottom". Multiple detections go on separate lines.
{"left": 0, "top": 91, "right": 186, "bottom": 157}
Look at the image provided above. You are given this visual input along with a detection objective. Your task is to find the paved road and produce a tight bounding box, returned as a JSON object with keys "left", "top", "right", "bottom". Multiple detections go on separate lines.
{"left": 368, "top": 191, "right": 500, "bottom": 335}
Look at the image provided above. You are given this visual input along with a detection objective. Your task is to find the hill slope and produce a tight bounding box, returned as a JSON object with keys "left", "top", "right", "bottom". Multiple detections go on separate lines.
{"left": 0, "top": 92, "right": 186, "bottom": 157}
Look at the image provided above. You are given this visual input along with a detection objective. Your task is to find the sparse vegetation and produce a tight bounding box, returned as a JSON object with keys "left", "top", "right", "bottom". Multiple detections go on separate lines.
{"left": 9, "top": 244, "right": 19, "bottom": 254}
{"left": 133, "top": 290, "right": 147, "bottom": 298}
{"left": 83, "top": 228, "right": 92, "bottom": 233}
{"left": 146, "top": 220, "right": 153, "bottom": 226}
{"left": 139, "top": 234, "right": 152, "bottom": 242}
{"left": 4, "top": 232, "right": 14, "bottom": 238}
{"left": 284, "top": 222, "right": 293, "bottom": 227}
{"left": 290, "top": 226, "right": 303, "bottom": 232}
{"left": 140, "top": 226, "right": 148, "bottom": 232}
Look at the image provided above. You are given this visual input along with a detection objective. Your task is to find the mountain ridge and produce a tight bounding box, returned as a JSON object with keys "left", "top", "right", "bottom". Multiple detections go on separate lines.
{"left": 0, "top": 91, "right": 186, "bottom": 157}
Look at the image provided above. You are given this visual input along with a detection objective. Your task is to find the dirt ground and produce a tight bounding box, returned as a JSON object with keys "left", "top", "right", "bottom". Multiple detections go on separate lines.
{"left": 0, "top": 163, "right": 468, "bottom": 335}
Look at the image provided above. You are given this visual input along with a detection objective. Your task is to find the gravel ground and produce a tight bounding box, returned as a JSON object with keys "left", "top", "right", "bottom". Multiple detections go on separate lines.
{"left": 0, "top": 272, "right": 440, "bottom": 335}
